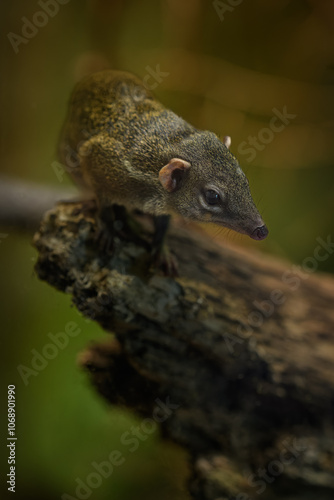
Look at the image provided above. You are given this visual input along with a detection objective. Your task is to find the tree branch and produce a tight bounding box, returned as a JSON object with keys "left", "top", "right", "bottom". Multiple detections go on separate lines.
{"left": 0, "top": 176, "right": 77, "bottom": 231}
{"left": 33, "top": 200, "right": 334, "bottom": 500}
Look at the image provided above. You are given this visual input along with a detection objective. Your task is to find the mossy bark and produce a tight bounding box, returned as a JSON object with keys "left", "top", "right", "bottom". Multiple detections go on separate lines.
{"left": 34, "top": 200, "right": 334, "bottom": 500}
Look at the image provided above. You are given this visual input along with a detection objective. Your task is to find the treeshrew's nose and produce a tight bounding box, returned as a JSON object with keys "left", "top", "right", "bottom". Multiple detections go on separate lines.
{"left": 251, "top": 224, "right": 268, "bottom": 241}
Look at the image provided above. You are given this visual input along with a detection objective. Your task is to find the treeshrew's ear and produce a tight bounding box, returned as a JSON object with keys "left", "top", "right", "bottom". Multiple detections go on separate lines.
{"left": 159, "top": 158, "right": 191, "bottom": 192}
{"left": 223, "top": 136, "right": 231, "bottom": 149}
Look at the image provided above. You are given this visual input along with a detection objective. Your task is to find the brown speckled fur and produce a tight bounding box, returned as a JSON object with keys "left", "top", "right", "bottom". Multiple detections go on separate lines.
{"left": 59, "top": 70, "right": 266, "bottom": 237}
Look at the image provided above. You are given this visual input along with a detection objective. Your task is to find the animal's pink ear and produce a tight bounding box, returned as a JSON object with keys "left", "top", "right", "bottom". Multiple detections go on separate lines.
{"left": 159, "top": 158, "right": 191, "bottom": 192}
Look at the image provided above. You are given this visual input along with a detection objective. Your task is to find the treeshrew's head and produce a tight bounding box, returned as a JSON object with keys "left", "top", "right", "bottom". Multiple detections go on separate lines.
{"left": 159, "top": 131, "right": 268, "bottom": 240}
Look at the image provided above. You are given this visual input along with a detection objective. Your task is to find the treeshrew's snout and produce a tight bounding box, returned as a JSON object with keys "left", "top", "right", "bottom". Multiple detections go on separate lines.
{"left": 250, "top": 225, "right": 268, "bottom": 241}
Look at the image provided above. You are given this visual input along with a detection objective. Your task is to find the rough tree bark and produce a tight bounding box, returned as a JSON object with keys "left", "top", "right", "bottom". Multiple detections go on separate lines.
{"left": 33, "top": 200, "right": 334, "bottom": 500}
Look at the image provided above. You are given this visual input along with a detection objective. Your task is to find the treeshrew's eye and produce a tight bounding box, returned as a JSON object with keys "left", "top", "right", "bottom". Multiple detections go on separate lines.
{"left": 205, "top": 189, "right": 220, "bottom": 205}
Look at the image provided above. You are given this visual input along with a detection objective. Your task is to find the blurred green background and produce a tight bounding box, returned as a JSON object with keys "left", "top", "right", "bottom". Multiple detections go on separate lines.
{"left": 1, "top": 1, "right": 334, "bottom": 499}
